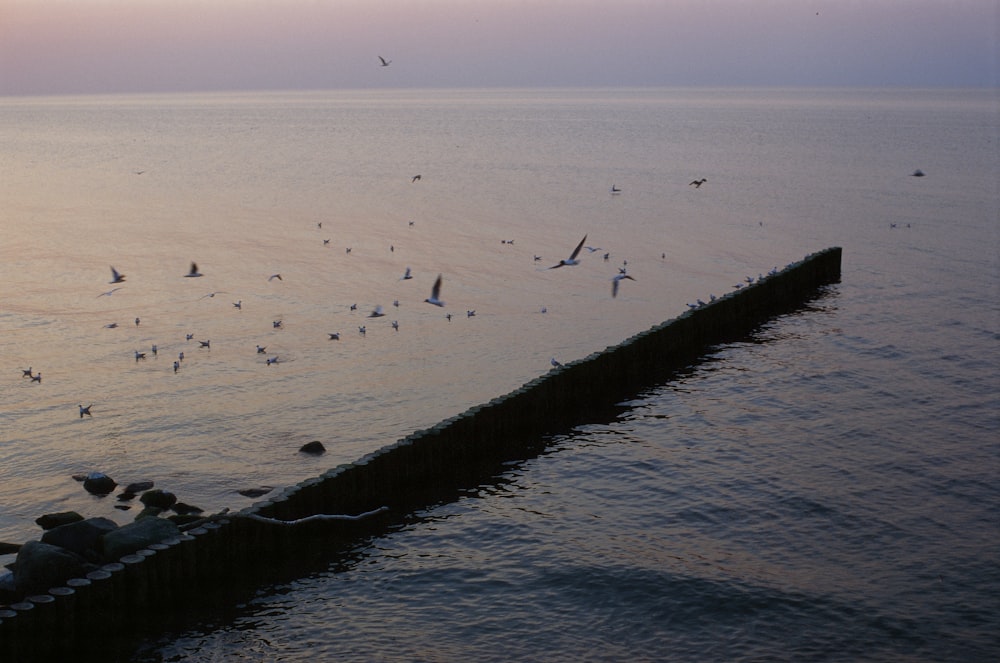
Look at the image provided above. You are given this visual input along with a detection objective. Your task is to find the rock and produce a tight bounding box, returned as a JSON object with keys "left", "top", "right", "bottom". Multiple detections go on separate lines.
{"left": 41, "top": 517, "right": 118, "bottom": 560}
{"left": 0, "top": 542, "right": 21, "bottom": 555}
{"left": 167, "top": 514, "right": 204, "bottom": 528}
{"left": 13, "top": 540, "right": 90, "bottom": 595}
{"left": 139, "top": 489, "right": 177, "bottom": 509}
{"left": 238, "top": 486, "right": 274, "bottom": 498}
{"left": 123, "top": 481, "right": 154, "bottom": 494}
{"left": 101, "top": 517, "right": 180, "bottom": 561}
{"left": 82, "top": 472, "right": 117, "bottom": 496}
{"left": 171, "top": 502, "right": 203, "bottom": 516}
{"left": 36, "top": 511, "right": 84, "bottom": 530}
{"left": 299, "top": 441, "right": 326, "bottom": 455}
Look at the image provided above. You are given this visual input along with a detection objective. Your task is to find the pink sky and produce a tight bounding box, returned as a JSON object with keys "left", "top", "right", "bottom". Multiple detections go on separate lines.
{"left": 1, "top": 0, "right": 996, "bottom": 95}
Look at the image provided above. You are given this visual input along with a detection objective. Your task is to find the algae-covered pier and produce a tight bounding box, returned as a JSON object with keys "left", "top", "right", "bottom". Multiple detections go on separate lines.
{"left": 1, "top": 247, "right": 842, "bottom": 659}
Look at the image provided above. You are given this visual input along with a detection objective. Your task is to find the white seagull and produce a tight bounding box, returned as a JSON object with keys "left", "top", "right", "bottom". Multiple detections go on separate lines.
{"left": 611, "top": 273, "right": 635, "bottom": 298}
{"left": 424, "top": 274, "right": 445, "bottom": 307}
{"left": 548, "top": 235, "right": 588, "bottom": 269}
{"left": 109, "top": 266, "right": 126, "bottom": 283}
{"left": 185, "top": 262, "right": 203, "bottom": 277}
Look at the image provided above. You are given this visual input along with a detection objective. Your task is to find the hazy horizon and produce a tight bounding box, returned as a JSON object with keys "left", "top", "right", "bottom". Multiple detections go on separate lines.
{"left": 1, "top": 0, "right": 997, "bottom": 97}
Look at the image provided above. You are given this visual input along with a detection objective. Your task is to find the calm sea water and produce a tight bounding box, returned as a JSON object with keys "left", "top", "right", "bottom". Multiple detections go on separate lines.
{"left": 2, "top": 87, "right": 998, "bottom": 661}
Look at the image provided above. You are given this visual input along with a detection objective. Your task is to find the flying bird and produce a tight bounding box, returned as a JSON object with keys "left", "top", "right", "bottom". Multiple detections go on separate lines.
{"left": 548, "top": 234, "right": 588, "bottom": 269}
{"left": 268, "top": 274, "right": 282, "bottom": 281}
{"left": 30, "top": 372, "right": 41, "bottom": 383}
{"left": 79, "top": 404, "right": 92, "bottom": 418}
{"left": 689, "top": 178, "right": 707, "bottom": 188}
{"left": 328, "top": 332, "right": 340, "bottom": 340}
{"left": 424, "top": 274, "right": 445, "bottom": 307}
{"left": 379, "top": 56, "right": 391, "bottom": 67}
{"left": 21, "top": 367, "right": 33, "bottom": 378}
{"left": 610, "top": 184, "right": 621, "bottom": 194}
{"left": 370, "top": 305, "right": 385, "bottom": 318}
{"left": 612, "top": 273, "right": 635, "bottom": 298}
{"left": 97, "top": 288, "right": 123, "bottom": 297}
{"left": 402, "top": 267, "right": 413, "bottom": 280}
{"left": 411, "top": 174, "right": 421, "bottom": 182}
{"left": 185, "top": 262, "right": 203, "bottom": 277}
{"left": 109, "top": 266, "right": 126, "bottom": 283}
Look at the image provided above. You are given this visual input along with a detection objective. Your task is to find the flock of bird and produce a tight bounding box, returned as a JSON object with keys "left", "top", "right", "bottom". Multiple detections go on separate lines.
{"left": 16, "top": 171, "right": 722, "bottom": 420}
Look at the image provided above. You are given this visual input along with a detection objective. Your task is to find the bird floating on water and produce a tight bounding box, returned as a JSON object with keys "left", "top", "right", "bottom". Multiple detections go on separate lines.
{"left": 549, "top": 234, "right": 588, "bottom": 269}
{"left": 109, "top": 266, "right": 126, "bottom": 284}
{"left": 689, "top": 178, "right": 707, "bottom": 188}
{"left": 551, "top": 358, "right": 562, "bottom": 368}
{"left": 185, "top": 262, "right": 202, "bottom": 277}
{"left": 424, "top": 274, "right": 445, "bottom": 307}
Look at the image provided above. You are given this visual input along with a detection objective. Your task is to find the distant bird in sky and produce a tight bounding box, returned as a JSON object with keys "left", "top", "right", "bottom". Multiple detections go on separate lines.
{"left": 549, "top": 234, "right": 587, "bottom": 269}
{"left": 610, "top": 184, "right": 621, "bottom": 194}
{"left": 109, "top": 266, "right": 125, "bottom": 283}
{"left": 185, "top": 262, "right": 202, "bottom": 277}
{"left": 379, "top": 56, "right": 391, "bottom": 67}
{"left": 424, "top": 274, "right": 445, "bottom": 307}
{"left": 411, "top": 174, "right": 421, "bottom": 182}
{"left": 611, "top": 273, "right": 635, "bottom": 298}
{"left": 79, "top": 404, "right": 92, "bottom": 418}
{"left": 268, "top": 273, "right": 282, "bottom": 281}
{"left": 689, "top": 178, "right": 707, "bottom": 188}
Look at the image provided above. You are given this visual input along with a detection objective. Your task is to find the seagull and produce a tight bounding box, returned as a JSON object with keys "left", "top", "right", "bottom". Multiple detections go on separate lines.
{"left": 610, "top": 184, "right": 621, "bottom": 194}
{"left": 391, "top": 320, "right": 399, "bottom": 331}
{"left": 134, "top": 317, "right": 140, "bottom": 326}
{"left": 185, "top": 262, "right": 202, "bottom": 277}
{"left": 273, "top": 320, "right": 282, "bottom": 328}
{"left": 105, "top": 322, "right": 119, "bottom": 329}
{"left": 402, "top": 267, "right": 413, "bottom": 280}
{"left": 548, "top": 234, "right": 587, "bottom": 269}
{"left": 445, "top": 313, "right": 452, "bottom": 321}
{"left": 689, "top": 178, "right": 707, "bottom": 188}
{"left": 199, "top": 340, "right": 210, "bottom": 349}
{"left": 79, "top": 404, "right": 92, "bottom": 418}
{"left": 551, "top": 358, "right": 562, "bottom": 368}
{"left": 466, "top": 310, "right": 476, "bottom": 317}
{"left": 256, "top": 345, "right": 267, "bottom": 354}
{"left": 30, "top": 372, "right": 41, "bottom": 383}
{"left": 424, "top": 274, "right": 445, "bottom": 307}
{"left": 358, "top": 325, "right": 366, "bottom": 335}
{"left": 379, "top": 55, "right": 391, "bottom": 67}
{"left": 266, "top": 357, "right": 279, "bottom": 366}
{"left": 233, "top": 300, "right": 242, "bottom": 310}
{"left": 350, "top": 303, "right": 358, "bottom": 311}
{"left": 328, "top": 332, "right": 340, "bottom": 340}
{"left": 21, "top": 367, "right": 32, "bottom": 378}
{"left": 109, "top": 266, "right": 126, "bottom": 283}
{"left": 369, "top": 305, "right": 385, "bottom": 318}
{"left": 268, "top": 274, "right": 282, "bottom": 281}
{"left": 323, "top": 239, "right": 330, "bottom": 245}
{"left": 151, "top": 344, "right": 157, "bottom": 356}
{"left": 411, "top": 174, "right": 421, "bottom": 182}
{"left": 584, "top": 246, "right": 603, "bottom": 253}
{"left": 173, "top": 361, "right": 180, "bottom": 373}
{"left": 178, "top": 351, "right": 184, "bottom": 362}
{"left": 98, "top": 288, "right": 123, "bottom": 297}
{"left": 135, "top": 350, "right": 146, "bottom": 362}
{"left": 611, "top": 273, "right": 635, "bottom": 298}
{"left": 393, "top": 299, "right": 400, "bottom": 308}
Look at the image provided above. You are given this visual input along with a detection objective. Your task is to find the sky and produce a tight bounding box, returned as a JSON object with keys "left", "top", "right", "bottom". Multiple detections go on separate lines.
{"left": 0, "top": 0, "right": 996, "bottom": 96}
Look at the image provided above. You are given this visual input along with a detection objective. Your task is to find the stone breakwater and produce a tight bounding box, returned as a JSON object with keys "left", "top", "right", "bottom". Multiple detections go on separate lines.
{"left": 0, "top": 247, "right": 841, "bottom": 661}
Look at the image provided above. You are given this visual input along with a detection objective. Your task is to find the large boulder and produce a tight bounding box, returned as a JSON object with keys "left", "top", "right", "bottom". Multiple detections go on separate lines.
{"left": 13, "top": 540, "right": 90, "bottom": 595}
{"left": 41, "top": 517, "right": 118, "bottom": 561}
{"left": 101, "top": 517, "right": 180, "bottom": 561}
{"left": 36, "top": 511, "right": 84, "bottom": 530}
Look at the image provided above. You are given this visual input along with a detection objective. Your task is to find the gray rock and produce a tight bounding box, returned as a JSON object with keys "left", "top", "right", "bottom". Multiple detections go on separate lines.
{"left": 36, "top": 511, "right": 84, "bottom": 530}
{"left": 139, "top": 488, "right": 177, "bottom": 509}
{"left": 83, "top": 472, "right": 117, "bottom": 495}
{"left": 13, "top": 540, "right": 89, "bottom": 595}
{"left": 41, "top": 517, "right": 118, "bottom": 560}
{"left": 101, "top": 517, "right": 180, "bottom": 561}
{"left": 299, "top": 441, "right": 326, "bottom": 455}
